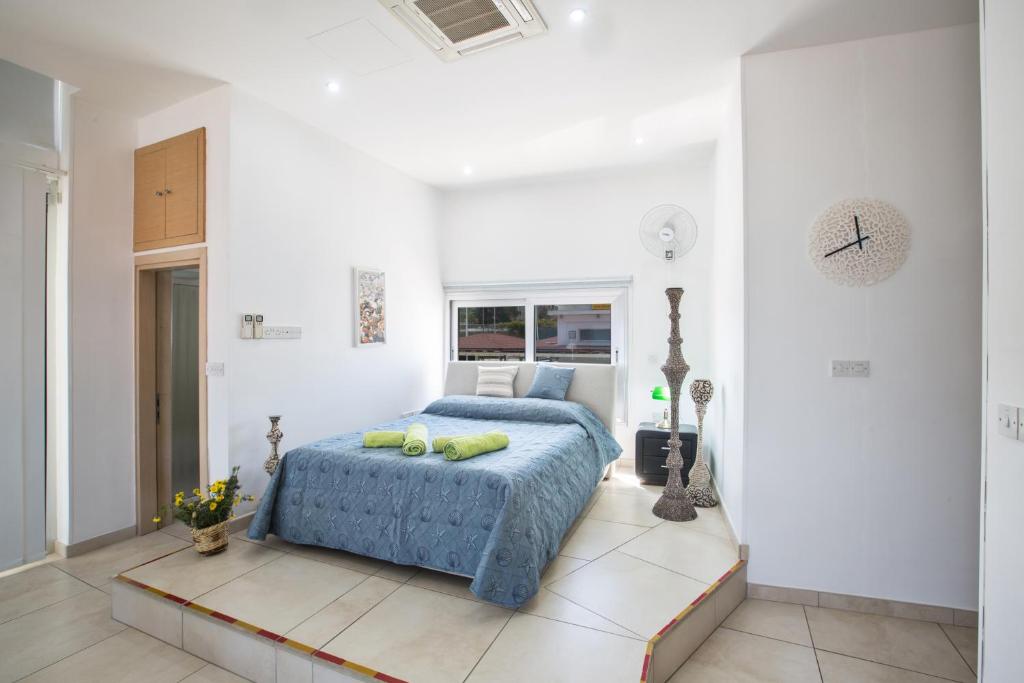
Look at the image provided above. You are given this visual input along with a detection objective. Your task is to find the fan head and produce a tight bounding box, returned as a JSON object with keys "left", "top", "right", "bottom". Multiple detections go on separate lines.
{"left": 639, "top": 204, "right": 698, "bottom": 262}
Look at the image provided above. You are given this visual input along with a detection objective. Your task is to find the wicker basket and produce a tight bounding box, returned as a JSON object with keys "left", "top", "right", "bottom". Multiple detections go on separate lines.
{"left": 192, "top": 520, "right": 230, "bottom": 555}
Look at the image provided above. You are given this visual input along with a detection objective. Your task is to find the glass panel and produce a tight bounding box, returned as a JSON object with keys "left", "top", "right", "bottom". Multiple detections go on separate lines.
{"left": 534, "top": 304, "right": 612, "bottom": 364}
{"left": 456, "top": 305, "right": 526, "bottom": 361}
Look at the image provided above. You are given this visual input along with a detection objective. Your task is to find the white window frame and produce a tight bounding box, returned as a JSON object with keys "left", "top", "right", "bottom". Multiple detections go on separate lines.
{"left": 443, "top": 278, "right": 631, "bottom": 426}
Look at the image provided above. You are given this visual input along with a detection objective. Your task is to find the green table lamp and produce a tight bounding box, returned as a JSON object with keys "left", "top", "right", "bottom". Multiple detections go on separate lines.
{"left": 651, "top": 385, "right": 671, "bottom": 428}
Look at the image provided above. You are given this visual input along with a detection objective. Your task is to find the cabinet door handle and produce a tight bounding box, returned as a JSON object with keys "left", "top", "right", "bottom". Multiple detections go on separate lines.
{"left": 154, "top": 190, "right": 163, "bottom": 197}
{"left": 164, "top": 188, "right": 172, "bottom": 195}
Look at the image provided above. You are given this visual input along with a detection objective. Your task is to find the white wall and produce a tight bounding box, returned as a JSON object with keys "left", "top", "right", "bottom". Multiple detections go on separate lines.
{"left": 224, "top": 90, "right": 444, "bottom": 500}
{"left": 709, "top": 63, "right": 746, "bottom": 540}
{"left": 979, "top": 1, "right": 1024, "bottom": 678}
{"left": 742, "top": 25, "right": 982, "bottom": 609}
{"left": 68, "top": 97, "right": 136, "bottom": 543}
{"left": 137, "top": 87, "right": 444, "bottom": 506}
{"left": 439, "top": 159, "right": 715, "bottom": 455}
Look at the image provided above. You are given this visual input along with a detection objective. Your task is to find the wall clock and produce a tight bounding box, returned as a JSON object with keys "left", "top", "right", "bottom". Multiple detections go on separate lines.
{"left": 809, "top": 198, "right": 910, "bottom": 286}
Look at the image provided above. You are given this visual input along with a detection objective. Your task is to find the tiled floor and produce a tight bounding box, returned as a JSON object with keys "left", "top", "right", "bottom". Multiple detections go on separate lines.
{"left": 670, "top": 597, "right": 979, "bottom": 682}
{"left": 0, "top": 468, "right": 739, "bottom": 682}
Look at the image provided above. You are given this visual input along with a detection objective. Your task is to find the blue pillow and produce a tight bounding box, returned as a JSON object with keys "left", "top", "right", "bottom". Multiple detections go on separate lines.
{"left": 525, "top": 364, "right": 576, "bottom": 401}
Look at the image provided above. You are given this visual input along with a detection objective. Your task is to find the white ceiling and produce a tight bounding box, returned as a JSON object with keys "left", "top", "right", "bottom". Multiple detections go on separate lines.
{"left": 0, "top": 0, "right": 976, "bottom": 187}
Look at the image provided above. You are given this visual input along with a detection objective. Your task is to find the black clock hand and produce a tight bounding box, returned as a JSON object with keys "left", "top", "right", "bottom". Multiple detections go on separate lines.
{"left": 854, "top": 215, "right": 863, "bottom": 249}
{"left": 824, "top": 235, "right": 872, "bottom": 258}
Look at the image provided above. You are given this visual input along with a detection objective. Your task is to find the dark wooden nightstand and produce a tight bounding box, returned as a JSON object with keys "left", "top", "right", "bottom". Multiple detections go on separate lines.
{"left": 635, "top": 422, "right": 698, "bottom": 486}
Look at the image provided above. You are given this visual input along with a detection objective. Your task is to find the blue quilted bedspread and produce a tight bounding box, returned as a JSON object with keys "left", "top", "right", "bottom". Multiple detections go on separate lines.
{"left": 248, "top": 395, "right": 621, "bottom": 607}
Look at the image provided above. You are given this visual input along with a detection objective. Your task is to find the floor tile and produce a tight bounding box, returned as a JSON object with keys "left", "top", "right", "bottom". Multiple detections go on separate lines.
{"left": 547, "top": 551, "right": 708, "bottom": 637}
{"left": 241, "top": 533, "right": 386, "bottom": 576}
{"left": 466, "top": 612, "right": 646, "bottom": 683}
{"left": 407, "top": 568, "right": 478, "bottom": 601}
{"left": 374, "top": 563, "right": 419, "bottom": 582}
{"left": 940, "top": 623, "right": 978, "bottom": 674}
{"left": 0, "top": 564, "right": 92, "bottom": 624}
{"left": 519, "top": 586, "right": 640, "bottom": 639}
{"left": 0, "top": 589, "right": 126, "bottom": 682}
{"left": 816, "top": 650, "right": 953, "bottom": 682}
{"left": 805, "top": 607, "right": 975, "bottom": 682}
{"left": 159, "top": 521, "right": 195, "bottom": 541}
{"left": 21, "top": 627, "right": 205, "bottom": 682}
{"left": 286, "top": 576, "right": 402, "bottom": 649}
{"left": 669, "top": 627, "right": 821, "bottom": 683}
{"left": 322, "top": 584, "right": 511, "bottom": 683}
{"left": 124, "top": 540, "right": 282, "bottom": 600}
{"left": 540, "top": 555, "right": 588, "bottom": 585}
{"left": 586, "top": 489, "right": 664, "bottom": 527}
{"left": 195, "top": 554, "right": 367, "bottom": 634}
{"left": 180, "top": 663, "right": 251, "bottom": 682}
{"left": 559, "top": 519, "right": 650, "bottom": 561}
{"left": 685, "top": 506, "right": 735, "bottom": 541}
{"left": 723, "top": 599, "right": 813, "bottom": 646}
{"left": 51, "top": 532, "right": 190, "bottom": 588}
{"left": 618, "top": 522, "right": 737, "bottom": 583}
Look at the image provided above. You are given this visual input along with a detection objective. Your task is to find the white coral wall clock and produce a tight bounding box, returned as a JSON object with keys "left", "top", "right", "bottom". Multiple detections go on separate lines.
{"left": 809, "top": 198, "right": 910, "bottom": 286}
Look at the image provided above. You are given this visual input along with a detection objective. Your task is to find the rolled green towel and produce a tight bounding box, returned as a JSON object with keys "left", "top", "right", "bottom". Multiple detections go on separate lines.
{"left": 403, "top": 423, "right": 429, "bottom": 456}
{"left": 443, "top": 432, "right": 510, "bottom": 461}
{"left": 363, "top": 431, "right": 404, "bottom": 448}
{"left": 432, "top": 436, "right": 456, "bottom": 453}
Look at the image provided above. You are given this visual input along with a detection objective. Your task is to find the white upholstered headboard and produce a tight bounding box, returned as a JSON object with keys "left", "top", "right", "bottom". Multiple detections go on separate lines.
{"left": 443, "top": 361, "right": 617, "bottom": 430}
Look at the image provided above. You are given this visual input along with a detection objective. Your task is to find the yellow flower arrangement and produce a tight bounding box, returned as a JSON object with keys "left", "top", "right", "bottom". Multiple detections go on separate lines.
{"left": 169, "top": 466, "right": 254, "bottom": 531}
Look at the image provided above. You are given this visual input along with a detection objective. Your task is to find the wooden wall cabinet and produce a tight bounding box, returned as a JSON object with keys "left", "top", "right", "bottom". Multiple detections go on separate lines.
{"left": 133, "top": 128, "right": 205, "bottom": 251}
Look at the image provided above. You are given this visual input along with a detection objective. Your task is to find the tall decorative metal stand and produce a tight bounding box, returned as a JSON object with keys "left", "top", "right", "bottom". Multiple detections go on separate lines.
{"left": 652, "top": 288, "right": 698, "bottom": 522}
{"left": 263, "top": 415, "right": 283, "bottom": 476}
{"left": 686, "top": 380, "right": 718, "bottom": 507}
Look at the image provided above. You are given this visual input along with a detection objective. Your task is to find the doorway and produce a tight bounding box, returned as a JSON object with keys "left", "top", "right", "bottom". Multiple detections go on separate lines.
{"left": 135, "top": 249, "right": 207, "bottom": 535}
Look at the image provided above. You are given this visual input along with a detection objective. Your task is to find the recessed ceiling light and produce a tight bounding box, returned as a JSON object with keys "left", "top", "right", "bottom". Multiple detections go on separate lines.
{"left": 569, "top": 8, "right": 587, "bottom": 23}
{"left": 325, "top": 80, "right": 341, "bottom": 94}
{"left": 634, "top": 136, "right": 645, "bottom": 145}
{"left": 463, "top": 165, "right": 474, "bottom": 176}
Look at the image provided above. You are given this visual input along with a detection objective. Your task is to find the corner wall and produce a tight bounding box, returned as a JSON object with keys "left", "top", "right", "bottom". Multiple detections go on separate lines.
{"left": 68, "top": 96, "right": 136, "bottom": 543}
{"left": 438, "top": 158, "right": 715, "bottom": 453}
{"left": 742, "top": 25, "right": 982, "bottom": 609}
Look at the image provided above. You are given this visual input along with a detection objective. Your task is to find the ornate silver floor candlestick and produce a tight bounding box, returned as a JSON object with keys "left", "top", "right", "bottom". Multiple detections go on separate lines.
{"left": 686, "top": 380, "right": 718, "bottom": 507}
{"left": 652, "top": 288, "right": 698, "bottom": 522}
{"left": 263, "top": 416, "right": 283, "bottom": 476}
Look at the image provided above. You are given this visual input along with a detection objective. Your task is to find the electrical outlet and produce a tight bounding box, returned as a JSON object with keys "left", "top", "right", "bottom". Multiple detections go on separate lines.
{"left": 997, "top": 404, "right": 1019, "bottom": 439}
{"left": 262, "top": 326, "right": 301, "bottom": 339}
{"left": 831, "top": 360, "right": 870, "bottom": 378}
{"left": 401, "top": 410, "right": 419, "bottom": 418}
{"left": 1019, "top": 408, "right": 1024, "bottom": 443}
{"left": 206, "top": 361, "right": 225, "bottom": 377}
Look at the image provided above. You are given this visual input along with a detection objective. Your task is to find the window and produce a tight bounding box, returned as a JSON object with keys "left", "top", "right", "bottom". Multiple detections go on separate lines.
{"left": 534, "top": 304, "right": 612, "bottom": 364}
{"left": 455, "top": 305, "right": 526, "bottom": 361}
{"left": 446, "top": 282, "right": 629, "bottom": 425}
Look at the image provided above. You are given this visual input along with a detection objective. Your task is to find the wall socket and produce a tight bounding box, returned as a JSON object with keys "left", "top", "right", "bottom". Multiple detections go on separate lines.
{"left": 831, "top": 360, "right": 870, "bottom": 378}
{"left": 997, "top": 404, "right": 1021, "bottom": 440}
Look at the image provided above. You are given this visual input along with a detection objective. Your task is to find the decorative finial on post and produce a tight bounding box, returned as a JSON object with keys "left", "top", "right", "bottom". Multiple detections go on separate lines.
{"left": 652, "top": 288, "right": 698, "bottom": 522}
{"left": 264, "top": 416, "right": 283, "bottom": 476}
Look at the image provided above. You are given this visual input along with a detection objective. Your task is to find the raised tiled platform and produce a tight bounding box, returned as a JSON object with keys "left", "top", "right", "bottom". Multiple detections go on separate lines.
{"left": 112, "top": 474, "right": 743, "bottom": 683}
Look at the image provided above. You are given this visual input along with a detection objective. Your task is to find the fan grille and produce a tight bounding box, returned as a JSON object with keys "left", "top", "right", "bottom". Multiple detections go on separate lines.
{"left": 414, "top": 0, "right": 510, "bottom": 43}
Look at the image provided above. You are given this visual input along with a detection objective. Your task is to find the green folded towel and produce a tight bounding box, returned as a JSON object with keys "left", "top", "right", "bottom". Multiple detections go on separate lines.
{"left": 363, "top": 431, "right": 404, "bottom": 448}
{"left": 432, "top": 436, "right": 456, "bottom": 453}
{"left": 443, "top": 432, "right": 510, "bottom": 461}
{"left": 403, "top": 422, "right": 429, "bottom": 456}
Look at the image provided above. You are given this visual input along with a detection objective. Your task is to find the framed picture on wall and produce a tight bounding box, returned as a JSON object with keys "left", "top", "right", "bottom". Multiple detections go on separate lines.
{"left": 354, "top": 267, "right": 386, "bottom": 347}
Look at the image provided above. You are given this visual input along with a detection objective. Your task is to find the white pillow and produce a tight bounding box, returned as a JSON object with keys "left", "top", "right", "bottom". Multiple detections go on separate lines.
{"left": 475, "top": 365, "right": 518, "bottom": 398}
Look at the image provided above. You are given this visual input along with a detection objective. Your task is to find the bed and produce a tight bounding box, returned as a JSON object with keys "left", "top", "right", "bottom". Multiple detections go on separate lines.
{"left": 247, "top": 361, "right": 620, "bottom": 607}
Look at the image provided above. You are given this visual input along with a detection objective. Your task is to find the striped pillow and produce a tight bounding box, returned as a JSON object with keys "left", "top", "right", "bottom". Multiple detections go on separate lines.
{"left": 475, "top": 365, "right": 519, "bottom": 398}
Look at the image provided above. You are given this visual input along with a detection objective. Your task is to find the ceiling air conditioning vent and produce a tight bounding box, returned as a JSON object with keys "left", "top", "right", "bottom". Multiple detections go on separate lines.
{"left": 380, "top": 0, "right": 546, "bottom": 61}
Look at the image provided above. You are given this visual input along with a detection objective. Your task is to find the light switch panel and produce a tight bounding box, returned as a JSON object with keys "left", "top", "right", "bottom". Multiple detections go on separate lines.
{"left": 997, "top": 404, "right": 1019, "bottom": 439}
{"left": 262, "top": 326, "right": 301, "bottom": 339}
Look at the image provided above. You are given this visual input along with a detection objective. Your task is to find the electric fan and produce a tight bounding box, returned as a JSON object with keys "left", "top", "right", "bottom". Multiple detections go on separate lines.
{"left": 639, "top": 205, "right": 698, "bottom": 262}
